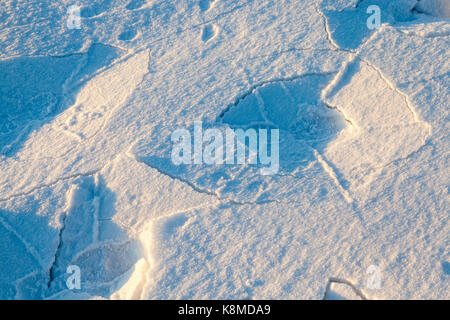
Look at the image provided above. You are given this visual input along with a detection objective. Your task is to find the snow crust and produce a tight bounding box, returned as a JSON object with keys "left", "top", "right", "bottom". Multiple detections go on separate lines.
{"left": 0, "top": 0, "right": 448, "bottom": 299}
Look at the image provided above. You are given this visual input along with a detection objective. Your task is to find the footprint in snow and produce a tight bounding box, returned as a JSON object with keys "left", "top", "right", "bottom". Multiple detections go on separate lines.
{"left": 201, "top": 24, "right": 218, "bottom": 42}
{"left": 199, "top": 0, "right": 217, "bottom": 12}
{"left": 119, "top": 28, "right": 138, "bottom": 41}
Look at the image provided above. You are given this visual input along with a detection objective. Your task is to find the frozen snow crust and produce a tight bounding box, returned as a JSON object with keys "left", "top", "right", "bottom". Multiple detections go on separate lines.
{"left": 0, "top": 0, "right": 448, "bottom": 299}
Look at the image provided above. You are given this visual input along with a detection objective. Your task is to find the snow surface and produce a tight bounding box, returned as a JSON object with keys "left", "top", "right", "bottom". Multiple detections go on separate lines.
{"left": 416, "top": 0, "right": 450, "bottom": 18}
{"left": 0, "top": 0, "right": 448, "bottom": 299}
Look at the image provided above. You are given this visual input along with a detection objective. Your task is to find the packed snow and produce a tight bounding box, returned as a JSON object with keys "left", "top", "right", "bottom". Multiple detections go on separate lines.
{"left": 0, "top": 0, "right": 448, "bottom": 299}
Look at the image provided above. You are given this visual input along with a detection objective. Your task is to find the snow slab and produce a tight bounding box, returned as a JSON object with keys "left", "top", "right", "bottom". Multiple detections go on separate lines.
{"left": 0, "top": 0, "right": 448, "bottom": 299}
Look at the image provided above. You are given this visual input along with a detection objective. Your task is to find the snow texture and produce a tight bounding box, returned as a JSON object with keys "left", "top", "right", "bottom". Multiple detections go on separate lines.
{"left": 0, "top": 0, "right": 448, "bottom": 300}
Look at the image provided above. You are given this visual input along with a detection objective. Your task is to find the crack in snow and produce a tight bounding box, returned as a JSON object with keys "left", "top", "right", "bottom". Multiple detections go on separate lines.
{"left": 0, "top": 151, "right": 126, "bottom": 204}
{"left": 125, "top": 151, "right": 284, "bottom": 206}
{"left": 47, "top": 210, "right": 68, "bottom": 288}
{"left": 316, "top": 5, "right": 344, "bottom": 51}
{"left": 313, "top": 149, "right": 354, "bottom": 203}
{"left": 217, "top": 72, "right": 343, "bottom": 121}
{"left": 323, "top": 277, "right": 368, "bottom": 300}
{"left": 126, "top": 150, "right": 344, "bottom": 208}
{"left": 0, "top": 168, "right": 102, "bottom": 204}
